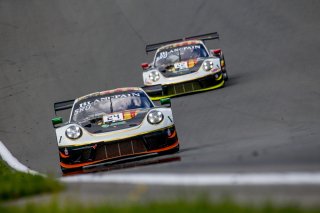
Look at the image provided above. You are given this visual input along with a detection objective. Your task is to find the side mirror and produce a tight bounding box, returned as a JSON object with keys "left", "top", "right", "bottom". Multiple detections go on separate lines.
{"left": 160, "top": 98, "right": 171, "bottom": 107}
{"left": 141, "top": 63, "right": 149, "bottom": 70}
{"left": 52, "top": 117, "right": 63, "bottom": 128}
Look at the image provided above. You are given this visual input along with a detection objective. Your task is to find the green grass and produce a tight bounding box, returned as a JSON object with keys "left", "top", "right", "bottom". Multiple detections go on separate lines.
{"left": 0, "top": 160, "right": 319, "bottom": 213}
{"left": 1, "top": 199, "right": 320, "bottom": 213}
{"left": 0, "top": 160, "right": 63, "bottom": 201}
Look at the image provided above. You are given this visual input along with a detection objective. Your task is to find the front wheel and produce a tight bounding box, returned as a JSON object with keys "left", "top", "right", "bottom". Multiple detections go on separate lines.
{"left": 160, "top": 144, "right": 180, "bottom": 155}
{"left": 61, "top": 166, "right": 79, "bottom": 175}
{"left": 223, "top": 71, "right": 228, "bottom": 81}
{"left": 220, "top": 54, "right": 228, "bottom": 81}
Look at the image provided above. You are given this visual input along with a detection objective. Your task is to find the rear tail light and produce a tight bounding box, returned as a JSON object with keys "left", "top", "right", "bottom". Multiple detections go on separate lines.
{"left": 212, "top": 49, "right": 221, "bottom": 55}
{"left": 141, "top": 63, "right": 149, "bottom": 70}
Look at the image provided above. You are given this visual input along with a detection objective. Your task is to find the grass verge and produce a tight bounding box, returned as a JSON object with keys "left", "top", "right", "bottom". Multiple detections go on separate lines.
{"left": 0, "top": 160, "right": 319, "bottom": 213}
{"left": 0, "top": 160, "right": 63, "bottom": 201}
{"left": 0, "top": 199, "right": 320, "bottom": 213}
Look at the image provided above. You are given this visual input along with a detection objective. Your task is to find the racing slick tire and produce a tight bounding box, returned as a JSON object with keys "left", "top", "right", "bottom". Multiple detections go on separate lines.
{"left": 223, "top": 71, "right": 229, "bottom": 81}
{"left": 221, "top": 54, "right": 228, "bottom": 81}
{"left": 61, "top": 166, "right": 77, "bottom": 174}
{"left": 160, "top": 144, "right": 180, "bottom": 155}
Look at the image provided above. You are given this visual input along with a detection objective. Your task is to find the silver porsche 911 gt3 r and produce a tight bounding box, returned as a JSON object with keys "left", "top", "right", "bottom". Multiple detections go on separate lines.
{"left": 141, "top": 32, "right": 228, "bottom": 100}
{"left": 52, "top": 87, "right": 179, "bottom": 173}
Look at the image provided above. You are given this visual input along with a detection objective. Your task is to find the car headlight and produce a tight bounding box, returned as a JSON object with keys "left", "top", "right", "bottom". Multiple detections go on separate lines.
{"left": 147, "top": 110, "right": 164, "bottom": 124}
{"left": 148, "top": 71, "right": 160, "bottom": 82}
{"left": 203, "top": 61, "right": 214, "bottom": 71}
{"left": 65, "top": 125, "right": 82, "bottom": 139}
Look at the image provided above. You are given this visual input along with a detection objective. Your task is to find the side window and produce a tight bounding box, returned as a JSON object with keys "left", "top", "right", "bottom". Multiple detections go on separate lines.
{"left": 201, "top": 46, "right": 208, "bottom": 57}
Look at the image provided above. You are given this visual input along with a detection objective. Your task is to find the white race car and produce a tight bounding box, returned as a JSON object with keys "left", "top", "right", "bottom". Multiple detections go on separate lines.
{"left": 141, "top": 32, "right": 228, "bottom": 100}
{"left": 52, "top": 87, "right": 179, "bottom": 174}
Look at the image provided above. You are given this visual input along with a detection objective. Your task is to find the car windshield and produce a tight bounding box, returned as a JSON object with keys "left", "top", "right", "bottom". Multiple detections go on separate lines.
{"left": 154, "top": 44, "right": 208, "bottom": 67}
{"left": 71, "top": 91, "right": 153, "bottom": 122}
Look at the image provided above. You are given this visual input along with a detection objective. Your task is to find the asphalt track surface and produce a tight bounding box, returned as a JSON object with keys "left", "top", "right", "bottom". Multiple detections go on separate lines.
{"left": 1, "top": 0, "right": 320, "bottom": 203}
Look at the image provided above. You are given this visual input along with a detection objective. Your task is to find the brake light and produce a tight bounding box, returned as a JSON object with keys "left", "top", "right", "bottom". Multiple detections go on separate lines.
{"left": 212, "top": 49, "right": 221, "bottom": 55}
{"left": 141, "top": 63, "right": 149, "bottom": 70}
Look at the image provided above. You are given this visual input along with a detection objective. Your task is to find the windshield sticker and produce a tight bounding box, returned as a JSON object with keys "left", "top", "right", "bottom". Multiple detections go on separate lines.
{"left": 74, "top": 92, "right": 141, "bottom": 115}
{"left": 157, "top": 45, "right": 201, "bottom": 60}
{"left": 123, "top": 110, "right": 139, "bottom": 120}
{"left": 158, "top": 51, "right": 168, "bottom": 60}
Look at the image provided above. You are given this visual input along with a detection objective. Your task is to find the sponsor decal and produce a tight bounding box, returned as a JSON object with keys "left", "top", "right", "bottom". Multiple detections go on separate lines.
{"left": 156, "top": 45, "right": 201, "bottom": 60}
{"left": 123, "top": 110, "right": 138, "bottom": 120}
{"left": 74, "top": 92, "right": 141, "bottom": 115}
{"left": 187, "top": 58, "right": 197, "bottom": 68}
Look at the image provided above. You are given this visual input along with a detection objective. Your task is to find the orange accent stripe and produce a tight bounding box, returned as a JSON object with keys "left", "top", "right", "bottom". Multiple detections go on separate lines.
{"left": 60, "top": 140, "right": 180, "bottom": 169}
{"left": 168, "top": 130, "right": 177, "bottom": 139}
{"left": 59, "top": 152, "right": 69, "bottom": 159}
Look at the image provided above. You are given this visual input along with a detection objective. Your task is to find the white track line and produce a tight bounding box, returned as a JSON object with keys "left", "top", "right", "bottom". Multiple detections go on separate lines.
{"left": 0, "top": 141, "right": 38, "bottom": 175}
{"left": 60, "top": 173, "right": 320, "bottom": 185}
{"left": 1, "top": 140, "right": 320, "bottom": 185}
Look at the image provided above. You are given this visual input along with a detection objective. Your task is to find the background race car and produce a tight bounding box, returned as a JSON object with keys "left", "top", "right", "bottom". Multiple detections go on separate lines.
{"left": 52, "top": 87, "right": 179, "bottom": 174}
{"left": 141, "top": 32, "right": 228, "bottom": 100}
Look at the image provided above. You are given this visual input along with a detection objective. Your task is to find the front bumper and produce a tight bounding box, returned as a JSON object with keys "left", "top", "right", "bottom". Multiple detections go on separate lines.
{"left": 143, "top": 72, "right": 224, "bottom": 100}
{"left": 59, "top": 125, "right": 178, "bottom": 171}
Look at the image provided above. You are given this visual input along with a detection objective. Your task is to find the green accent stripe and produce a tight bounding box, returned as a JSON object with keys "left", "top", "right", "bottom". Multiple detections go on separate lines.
{"left": 150, "top": 80, "right": 225, "bottom": 101}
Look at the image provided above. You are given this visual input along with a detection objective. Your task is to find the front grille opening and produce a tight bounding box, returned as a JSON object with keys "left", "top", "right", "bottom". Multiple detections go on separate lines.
{"left": 90, "top": 139, "right": 147, "bottom": 162}
{"left": 143, "top": 131, "right": 167, "bottom": 150}
{"left": 119, "top": 141, "right": 134, "bottom": 155}
{"left": 132, "top": 140, "right": 147, "bottom": 153}
{"left": 61, "top": 127, "right": 177, "bottom": 165}
{"left": 164, "top": 75, "right": 220, "bottom": 96}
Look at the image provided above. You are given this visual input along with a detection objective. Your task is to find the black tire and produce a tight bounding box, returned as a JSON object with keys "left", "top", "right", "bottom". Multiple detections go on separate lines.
{"left": 61, "top": 166, "right": 78, "bottom": 174}
{"left": 160, "top": 144, "right": 180, "bottom": 155}
{"left": 223, "top": 70, "right": 229, "bottom": 81}
{"left": 220, "top": 54, "right": 228, "bottom": 81}
{"left": 61, "top": 167, "right": 69, "bottom": 174}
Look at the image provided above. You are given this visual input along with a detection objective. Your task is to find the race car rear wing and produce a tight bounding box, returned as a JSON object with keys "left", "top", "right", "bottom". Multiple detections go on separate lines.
{"left": 54, "top": 99, "right": 75, "bottom": 115}
{"left": 145, "top": 32, "right": 219, "bottom": 53}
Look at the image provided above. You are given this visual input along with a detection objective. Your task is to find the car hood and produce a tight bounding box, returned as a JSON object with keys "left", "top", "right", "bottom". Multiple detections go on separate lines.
{"left": 79, "top": 109, "right": 149, "bottom": 134}
{"left": 156, "top": 58, "right": 205, "bottom": 78}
